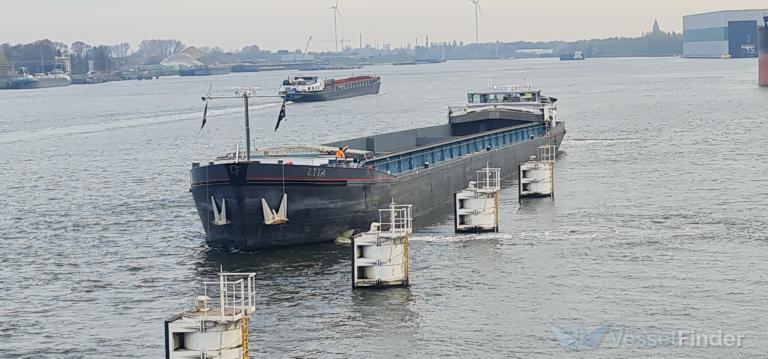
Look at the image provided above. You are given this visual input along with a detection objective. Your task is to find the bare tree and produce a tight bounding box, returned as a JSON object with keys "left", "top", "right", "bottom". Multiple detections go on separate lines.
{"left": 109, "top": 42, "right": 131, "bottom": 58}
{"left": 240, "top": 45, "right": 263, "bottom": 61}
{"left": 71, "top": 41, "right": 91, "bottom": 58}
{"left": 138, "top": 39, "right": 185, "bottom": 57}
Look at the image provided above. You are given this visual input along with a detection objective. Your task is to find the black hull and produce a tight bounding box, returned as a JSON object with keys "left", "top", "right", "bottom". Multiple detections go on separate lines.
{"left": 191, "top": 123, "right": 565, "bottom": 251}
{"left": 284, "top": 81, "right": 381, "bottom": 102}
{"left": 8, "top": 78, "right": 71, "bottom": 89}
{"left": 559, "top": 54, "right": 585, "bottom": 61}
{"left": 179, "top": 67, "right": 232, "bottom": 76}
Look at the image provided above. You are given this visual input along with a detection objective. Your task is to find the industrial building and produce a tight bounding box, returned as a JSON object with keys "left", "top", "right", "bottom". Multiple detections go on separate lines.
{"left": 683, "top": 9, "right": 768, "bottom": 58}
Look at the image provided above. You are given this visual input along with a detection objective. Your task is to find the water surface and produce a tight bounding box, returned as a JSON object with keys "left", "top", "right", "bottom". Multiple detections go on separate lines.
{"left": 1, "top": 58, "right": 766, "bottom": 358}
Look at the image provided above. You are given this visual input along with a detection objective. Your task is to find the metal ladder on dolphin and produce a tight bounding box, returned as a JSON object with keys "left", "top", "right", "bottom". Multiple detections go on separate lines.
{"left": 241, "top": 315, "right": 249, "bottom": 359}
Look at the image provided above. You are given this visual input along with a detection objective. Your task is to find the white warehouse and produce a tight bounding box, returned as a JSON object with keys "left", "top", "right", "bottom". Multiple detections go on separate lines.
{"left": 683, "top": 9, "right": 768, "bottom": 58}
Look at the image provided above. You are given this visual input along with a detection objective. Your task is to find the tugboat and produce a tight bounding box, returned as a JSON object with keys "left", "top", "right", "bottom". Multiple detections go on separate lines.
{"left": 278, "top": 75, "right": 381, "bottom": 102}
{"left": 190, "top": 86, "right": 565, "bottom": 251}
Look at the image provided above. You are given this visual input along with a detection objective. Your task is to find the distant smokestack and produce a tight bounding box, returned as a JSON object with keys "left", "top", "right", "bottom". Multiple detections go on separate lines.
{"left": 760, "top": 19, "right": 768, "bottom": 87}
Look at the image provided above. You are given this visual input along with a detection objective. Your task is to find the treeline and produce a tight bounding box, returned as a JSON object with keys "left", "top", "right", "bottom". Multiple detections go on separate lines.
{"left": 0, "top": 38, "right": 281, "bottom": 74}
{"left": 1, "top": 39, "right": 120, "bottom": 74}
{"left": 0, "top": 30, "right": 684, "bottom": 76}
{"left": 407, "top": 31, "right": 683, "bottom": 60}
{"left": 0, "top": 39, "right": 193, "bottom": 74}
{"left": 559, "top": 31, "right": 683, "bottom": 57}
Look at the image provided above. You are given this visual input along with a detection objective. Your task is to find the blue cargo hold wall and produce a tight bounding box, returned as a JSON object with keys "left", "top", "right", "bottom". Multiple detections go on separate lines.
{"left": 728, "top": 20, "right": 759, "bottom": 58}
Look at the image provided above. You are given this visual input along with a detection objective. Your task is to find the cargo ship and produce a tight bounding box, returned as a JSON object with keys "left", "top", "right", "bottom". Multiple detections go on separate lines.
{"left": 559, "top": 51, "right": 585, "bottom": 61}
{"left": 179, "top": 65, "right": 232, "bottom": 77}
{"left": 393, "top": 59, "right": 447, "bottom": 66}
{"left": 190, "top": 85, "right": 565, "bottom": 251}
{"left": 278, "top": 75, "right": 380, "bottom": 102}
{"left": 8, "top": 68, "right": 71, "bottom": 89}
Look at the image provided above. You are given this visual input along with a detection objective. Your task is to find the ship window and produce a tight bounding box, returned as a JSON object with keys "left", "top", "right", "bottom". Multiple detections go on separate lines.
{"left": 480, "top": 94, "right": 490, "bottom": 103}
{"left": 521, "top": 92, "right": 535, "bottom": 102}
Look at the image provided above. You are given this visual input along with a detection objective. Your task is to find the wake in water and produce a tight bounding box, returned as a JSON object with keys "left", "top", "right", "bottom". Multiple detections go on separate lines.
{"left": 0, "top": 102, "right": 284, "bottom": 145}
{"left": 566, "top": 137, "right": 641, "bottom": 144}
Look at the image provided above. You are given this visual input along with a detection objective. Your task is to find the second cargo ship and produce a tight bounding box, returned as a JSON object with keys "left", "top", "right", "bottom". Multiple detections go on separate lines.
{"left": 278, "top": 75, "right": 381, "bottom": 102}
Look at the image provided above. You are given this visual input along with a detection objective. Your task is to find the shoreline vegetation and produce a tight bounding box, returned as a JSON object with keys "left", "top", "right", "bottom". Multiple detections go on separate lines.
{"left": 0, "top": 25, "right": 681, "bottom": 87}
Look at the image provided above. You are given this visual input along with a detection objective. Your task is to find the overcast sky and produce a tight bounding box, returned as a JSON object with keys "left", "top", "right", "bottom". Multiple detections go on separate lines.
{"left": 3, "top": 0, "right": 767, "bottom": 51}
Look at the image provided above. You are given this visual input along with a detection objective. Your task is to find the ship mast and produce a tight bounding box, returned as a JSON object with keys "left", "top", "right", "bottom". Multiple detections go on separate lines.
{"left": 202, "top": 88, "right": 282, "bottom": 162}
{"left": 243, "top": 91, "right": 251, "bottom": 160}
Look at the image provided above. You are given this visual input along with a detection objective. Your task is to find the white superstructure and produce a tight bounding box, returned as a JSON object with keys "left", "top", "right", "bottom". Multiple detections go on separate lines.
{"left": 519, "top": 145, "right": 556, "bottom": 199}
{"left": 454, "top": 167, "right": 501, "bottom": 233}
{"left": 277, "top": 76, "right": 326, "bottom": 95}
{"left": 449, "top": 85, "right": 558, "bottom": 124}
{"left": 165, "top": 273, "right": 256, "bottom": 359}
{"left": 352, "top": 203, "right": 412, "bottom": 288}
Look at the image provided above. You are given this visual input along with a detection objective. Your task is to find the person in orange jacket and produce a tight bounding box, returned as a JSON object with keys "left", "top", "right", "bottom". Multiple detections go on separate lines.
{"left": 335, "top": 147, "right": 346, "bottom": 159}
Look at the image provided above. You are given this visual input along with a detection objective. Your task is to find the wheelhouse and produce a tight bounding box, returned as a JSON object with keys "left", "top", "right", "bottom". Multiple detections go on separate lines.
{"left": 467, "top": 88, "right": 543, "bottom": 105}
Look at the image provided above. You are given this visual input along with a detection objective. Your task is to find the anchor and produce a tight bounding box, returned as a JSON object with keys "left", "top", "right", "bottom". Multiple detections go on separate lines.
{"left": 210, "top": 196, "right": 230, "bottom": 225}
{"left": 262, "top": 193, "right": 288, "bottom": 225}
{"left": 335, "top": 229, "right": 356, "bottom": 244}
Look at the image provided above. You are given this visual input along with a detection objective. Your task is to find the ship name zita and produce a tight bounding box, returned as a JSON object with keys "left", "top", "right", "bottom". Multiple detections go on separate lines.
{"left": 190, "top": 85, "right": 566, "bottom": 251}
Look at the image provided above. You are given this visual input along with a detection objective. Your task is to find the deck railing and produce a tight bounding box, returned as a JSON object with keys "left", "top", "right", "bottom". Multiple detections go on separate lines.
{"left": 199, "top": 273, "right": 257, "bottom": 322}
{"left": 374, "top": 204, "right": 413, "bottom": 236}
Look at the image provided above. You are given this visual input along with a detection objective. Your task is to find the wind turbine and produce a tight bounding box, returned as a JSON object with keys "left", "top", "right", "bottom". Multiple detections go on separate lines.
{"left": 329, "top": 0, "right": 341, "bottom": 52}
{"left": 469, "top": 0, "right": 481, "bottom": 43}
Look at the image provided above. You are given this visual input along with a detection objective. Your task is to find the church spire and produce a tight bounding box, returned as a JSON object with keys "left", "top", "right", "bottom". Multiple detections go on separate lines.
{"left": 652, "top": 19, "right": 661, "bottom": 34}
